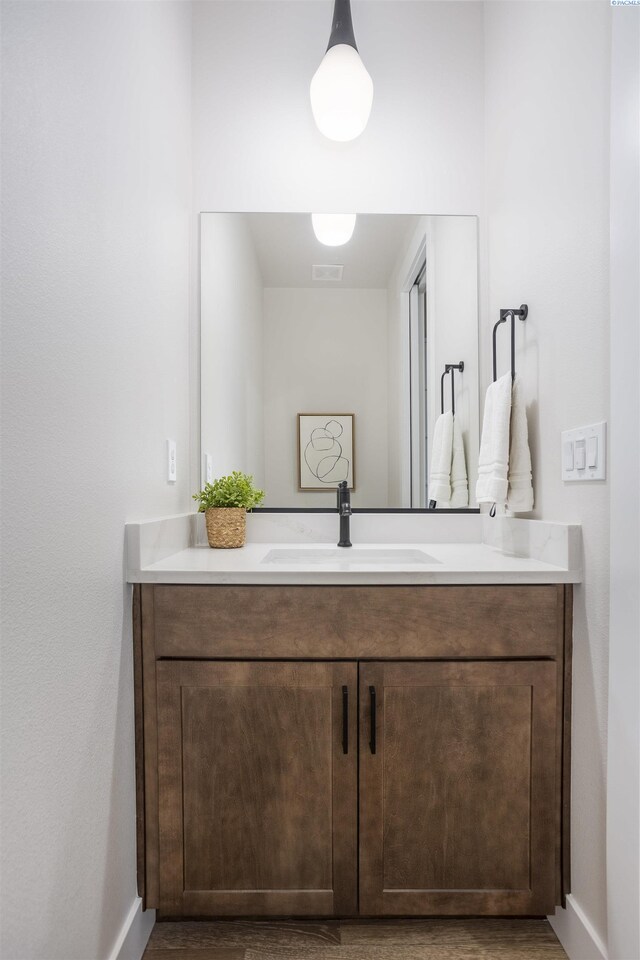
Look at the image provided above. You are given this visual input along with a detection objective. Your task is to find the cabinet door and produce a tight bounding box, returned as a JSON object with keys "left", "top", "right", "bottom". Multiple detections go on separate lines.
{"left": 359, "top": 661, "right": 557, "bottom": 915}
{"left": 156, "top": 660, "right": 357, "bottom": 916}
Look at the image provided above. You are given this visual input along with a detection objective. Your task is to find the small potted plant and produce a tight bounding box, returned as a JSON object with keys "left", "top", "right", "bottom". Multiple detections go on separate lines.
{"left": 193, "top": 471, "right": 265, "bottom": 548}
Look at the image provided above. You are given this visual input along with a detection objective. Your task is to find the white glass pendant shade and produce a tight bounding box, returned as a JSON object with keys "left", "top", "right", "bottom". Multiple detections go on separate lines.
{"left": 310, "top": 44, "right": 373, "bottom": 142}
{"left": 312, "top": 213, "right": 357, "bottom": 246}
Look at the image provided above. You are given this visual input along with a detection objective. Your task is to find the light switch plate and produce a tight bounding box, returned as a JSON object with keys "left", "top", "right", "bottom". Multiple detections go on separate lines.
{"left": 167, "top": 439, "right": 177, "bottom": 483}
{"left": 563, "top": 440, "right": 575, "bottom": 472}
{"left": 561, "top": 422, "right": 606, "bottom": 481}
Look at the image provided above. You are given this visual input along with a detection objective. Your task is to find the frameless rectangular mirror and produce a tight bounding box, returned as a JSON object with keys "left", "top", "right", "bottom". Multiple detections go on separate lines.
{"left": 200, "top": 212, "right": 479, "bottom": 510}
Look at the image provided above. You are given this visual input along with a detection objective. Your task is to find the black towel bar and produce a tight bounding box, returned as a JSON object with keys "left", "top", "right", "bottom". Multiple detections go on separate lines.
{"left": 492, "top": 304, "right": 528, "bottom": 381}
{"left": 440, "top": 361, "right": 464, "bottom": 415}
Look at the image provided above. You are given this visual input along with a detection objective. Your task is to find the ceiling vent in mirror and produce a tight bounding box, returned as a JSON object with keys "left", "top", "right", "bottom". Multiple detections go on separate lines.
{"left": 312, "top": 264, "right": 344, "bottom": 282}
{"left": 310, "top": 0, "right": 373, "bottom": 142}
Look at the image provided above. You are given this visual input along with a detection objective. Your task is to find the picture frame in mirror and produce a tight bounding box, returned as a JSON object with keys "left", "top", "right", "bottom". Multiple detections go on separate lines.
{"left": 297, "top": 413, "right": 356, "bottom": 492}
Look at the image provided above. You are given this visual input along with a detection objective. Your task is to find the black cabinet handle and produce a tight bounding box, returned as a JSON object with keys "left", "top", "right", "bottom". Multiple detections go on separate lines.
{"left": 369, "top": 685, "right": 377, "bottom": 755}
{"left": 342, "top": 685, "right": 349, "bottom": 754}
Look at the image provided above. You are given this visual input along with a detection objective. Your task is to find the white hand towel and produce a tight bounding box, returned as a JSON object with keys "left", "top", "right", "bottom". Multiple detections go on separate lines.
{"left": 476, "top": 373, "right": 512, "bottom": 505}
{"left": 506, "top": 375, "right": 534, "bottom": 513}
{"left": 429, "top": 410, "right": 453, "bottom": 504}
{"left": 450, "top": 417, "right": 469, "bottom": 508}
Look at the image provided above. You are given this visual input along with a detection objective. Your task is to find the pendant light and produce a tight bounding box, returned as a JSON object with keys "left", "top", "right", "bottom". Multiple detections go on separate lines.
{"left": 310, "top": 0, "right": 373, "bottom": 142}
{"left": 312, "top": 213, "right": 356, "bottom": 246}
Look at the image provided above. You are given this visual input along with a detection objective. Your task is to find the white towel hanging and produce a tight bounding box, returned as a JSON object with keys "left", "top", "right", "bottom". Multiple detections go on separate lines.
{"left": 476, "top": 373, "right": 534, "bottom": 513}
{"left": 428, "top": 411, "right": 453, "bottom": 504}
{"left": 449, "top": 416, "right": 469, "bottom": 508}
{"left": 506, "top": 375, "right": 534, "bottom": 512}
{"left": 476, "top": 373, "right": 512, "bottom": 506}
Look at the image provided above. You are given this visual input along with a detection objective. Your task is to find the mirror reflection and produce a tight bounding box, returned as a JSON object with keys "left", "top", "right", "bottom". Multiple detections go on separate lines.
{"left": 201, "top": 213, "right": 479, "bottom": 509}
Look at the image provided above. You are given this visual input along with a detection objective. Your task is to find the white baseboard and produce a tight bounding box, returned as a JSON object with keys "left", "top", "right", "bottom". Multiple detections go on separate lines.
{"left": 107, "top": 898, "right": 156, "bottom": 960}
{"left": 549, "top": 895, "right": 608, "bottom": 960}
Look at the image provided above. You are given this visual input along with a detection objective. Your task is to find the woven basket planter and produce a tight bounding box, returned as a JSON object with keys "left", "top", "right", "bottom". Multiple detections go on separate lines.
{"left": 204, "top": 507, "right": 247, "bottom": 549}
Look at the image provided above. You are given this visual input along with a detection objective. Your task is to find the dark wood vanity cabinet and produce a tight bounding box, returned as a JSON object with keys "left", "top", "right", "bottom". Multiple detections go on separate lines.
{"left": 359, "top": 661, "right": 558, "bottom": 916}
{"left": 155, "top": 660, "right": 358, "bottom": 917}
{"left": 134, "top": 584, "right": 572, "bottom": 919}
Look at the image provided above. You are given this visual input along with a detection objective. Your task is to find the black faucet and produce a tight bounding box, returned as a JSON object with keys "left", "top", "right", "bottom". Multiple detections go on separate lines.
{"left": 337, "top": 480, "right": 352, "bottom": 547}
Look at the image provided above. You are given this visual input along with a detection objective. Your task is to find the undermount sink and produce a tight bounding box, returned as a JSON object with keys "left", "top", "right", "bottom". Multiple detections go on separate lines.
{"left": 261, "top": 547, "right": 440, "bottom": 565}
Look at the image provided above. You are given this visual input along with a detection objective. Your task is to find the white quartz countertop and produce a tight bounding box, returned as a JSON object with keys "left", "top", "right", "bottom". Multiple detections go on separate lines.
{"left": 134, "top": 541, "right": 576, "bottom": 585}
{"left": 125, "top": 513, "right": 582, "bottom": 585}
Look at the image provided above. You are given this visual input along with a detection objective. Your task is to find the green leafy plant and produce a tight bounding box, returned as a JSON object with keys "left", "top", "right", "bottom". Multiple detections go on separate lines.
{"left": 193, "top": 471, "right": 265, "bottom": 512}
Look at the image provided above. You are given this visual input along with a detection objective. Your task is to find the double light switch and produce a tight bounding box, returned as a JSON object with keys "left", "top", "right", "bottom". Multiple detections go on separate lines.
{"left": 561, "top": 422, "right": 606, "bottom": 481}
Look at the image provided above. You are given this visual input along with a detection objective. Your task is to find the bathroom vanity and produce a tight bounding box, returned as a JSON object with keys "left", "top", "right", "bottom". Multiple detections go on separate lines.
{"left": 128, "top": 514, "right": 579, "bottom": 920}
{"left": 123, "top": 208, "right": 580, "bottom": 921}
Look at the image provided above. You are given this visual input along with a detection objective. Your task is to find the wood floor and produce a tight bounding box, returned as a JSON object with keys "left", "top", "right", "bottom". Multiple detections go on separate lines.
{"left": 144, "top": 919, "right": 569, "bottom": 959}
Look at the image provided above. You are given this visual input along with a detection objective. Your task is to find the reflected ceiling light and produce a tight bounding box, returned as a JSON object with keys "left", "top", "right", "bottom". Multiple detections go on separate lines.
{"left": 310, "top": 0, "right": 373, "bottom": 142}
{"left": 312, "top": 213, "right": 356, "bottom": 246}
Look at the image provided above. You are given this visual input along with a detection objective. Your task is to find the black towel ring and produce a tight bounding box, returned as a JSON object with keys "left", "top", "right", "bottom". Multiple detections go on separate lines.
{"left": 440, "top": 361, "right": 464, "bottom": 415}
{"left": 492, "top": 305, "right": 528, "bottom": 381}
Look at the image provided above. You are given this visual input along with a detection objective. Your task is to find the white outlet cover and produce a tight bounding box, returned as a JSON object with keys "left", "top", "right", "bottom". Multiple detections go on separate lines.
{"left": 561, "top": 422, "right": 606, "bottom": 482}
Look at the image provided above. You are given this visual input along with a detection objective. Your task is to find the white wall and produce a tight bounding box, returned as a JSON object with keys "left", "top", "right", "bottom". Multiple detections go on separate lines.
{"left": 192, "top": 1, "right": 485, "bottom": 217}
{"left": 263, "top": 287, "right": 388, "bottom": 507}
{"left": 484, "top": 3, "right": 611, "bottom": 956}
{"left": 200, "top": 214, "right": 265, "bottom": 486}
{"left": 607, "top": 10, "right": 640, "bottom": 960}
{"left": 0, "top": 3, "right": 192, "bottom": 958}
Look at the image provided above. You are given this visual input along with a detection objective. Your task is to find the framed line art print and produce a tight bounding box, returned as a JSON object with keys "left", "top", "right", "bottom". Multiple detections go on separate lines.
{"left": 297, "top": 414, "right": 355, "bottom": 492}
